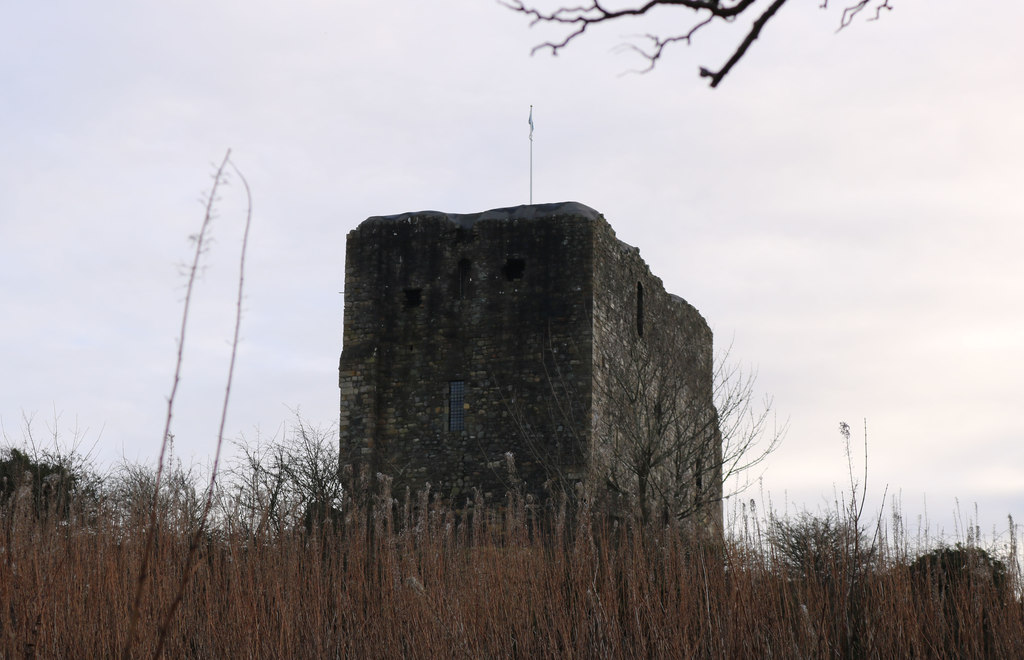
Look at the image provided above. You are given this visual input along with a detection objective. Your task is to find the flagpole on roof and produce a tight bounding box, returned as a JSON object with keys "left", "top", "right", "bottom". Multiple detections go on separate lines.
{"left": 529, "top": 105, "right": 534, "bottom": 205}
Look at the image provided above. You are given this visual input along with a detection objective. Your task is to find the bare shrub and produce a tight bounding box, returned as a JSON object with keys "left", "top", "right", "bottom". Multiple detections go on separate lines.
{"left": 769, "top": 511, "right": 876, "bottom": 579}
{"left": 229, "top": 414, "right": 342, "bottom": 537}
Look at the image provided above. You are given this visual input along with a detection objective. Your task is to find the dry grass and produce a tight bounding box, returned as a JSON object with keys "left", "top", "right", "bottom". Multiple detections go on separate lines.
{"left": 1, "top": 477, "right": 1022, "bottom": 658}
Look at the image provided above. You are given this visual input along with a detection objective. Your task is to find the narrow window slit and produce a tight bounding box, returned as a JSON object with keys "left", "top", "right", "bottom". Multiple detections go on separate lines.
{"left": 458, "top": 259, "right": 471, "bottom": 299}
{"left": 636, "top": 282, "right": 644, "bottom": 338}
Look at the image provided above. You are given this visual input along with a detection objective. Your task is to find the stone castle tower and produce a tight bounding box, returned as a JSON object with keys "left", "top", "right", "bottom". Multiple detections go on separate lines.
{"left": 340, "top": 202, "right": 721, "bottom": 527}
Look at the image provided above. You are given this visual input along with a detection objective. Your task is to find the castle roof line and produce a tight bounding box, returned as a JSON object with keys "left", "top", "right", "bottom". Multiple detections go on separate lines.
{"left": 363, "top": 201, "right": 603, "bottom": 229}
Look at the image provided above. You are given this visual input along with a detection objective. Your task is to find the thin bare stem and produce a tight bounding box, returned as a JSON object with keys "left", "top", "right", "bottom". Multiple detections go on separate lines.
{"left": 152, "top": 157, "right": 252, "bottom": 659}
{"left": 122, "top": 149, "right": 234, "bottom": 659}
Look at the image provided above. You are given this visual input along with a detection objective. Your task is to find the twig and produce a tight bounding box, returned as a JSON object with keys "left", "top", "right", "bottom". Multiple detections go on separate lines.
{"left": 122, "top": 149, "right": 239, "bottom": 659}
{"left": 700, "top": 0, "right": 789, "bottom": 88}
{"left": 151, "top": 156, "right": 252, "bottom": 659}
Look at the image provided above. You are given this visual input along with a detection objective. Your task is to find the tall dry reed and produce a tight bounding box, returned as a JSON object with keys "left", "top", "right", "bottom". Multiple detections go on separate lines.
{"left": 1, "top": 475, "right": 1022, "bottom": 658}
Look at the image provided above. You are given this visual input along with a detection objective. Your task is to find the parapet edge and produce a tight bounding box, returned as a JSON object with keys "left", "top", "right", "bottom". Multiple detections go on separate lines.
{"left": 361, "top": 201, "right": 603, "bottom": 229}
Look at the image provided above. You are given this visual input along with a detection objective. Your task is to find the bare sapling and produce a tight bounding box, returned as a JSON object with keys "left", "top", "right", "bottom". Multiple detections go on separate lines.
{"left": 123, "top": 149, "right": 252, "bottom": 659}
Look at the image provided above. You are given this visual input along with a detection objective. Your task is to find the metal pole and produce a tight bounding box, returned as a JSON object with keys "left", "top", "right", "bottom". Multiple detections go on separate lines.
{"left": 529, "top": 105, "right": 534, "bottom": 204}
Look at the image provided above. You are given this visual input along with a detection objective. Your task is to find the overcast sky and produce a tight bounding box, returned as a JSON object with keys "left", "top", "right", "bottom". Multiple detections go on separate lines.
{"left": 2, "top": 0, "right": 1021, "bottom": 540}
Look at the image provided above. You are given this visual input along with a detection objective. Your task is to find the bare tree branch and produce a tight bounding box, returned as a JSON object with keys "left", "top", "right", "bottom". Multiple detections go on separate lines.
{"left": 830, "top": 0, "right": 893, "bottom": 29}
{"left": 700, "top": 0, "right": 788, "bottom": 88}
{"left": 503, "top": 0, "right": 894, "bottom": 87}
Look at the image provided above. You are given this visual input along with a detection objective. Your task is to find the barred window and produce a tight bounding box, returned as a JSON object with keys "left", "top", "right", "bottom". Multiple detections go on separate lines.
{"left": 448, "top": 381, "right": 465, "bottom": 431}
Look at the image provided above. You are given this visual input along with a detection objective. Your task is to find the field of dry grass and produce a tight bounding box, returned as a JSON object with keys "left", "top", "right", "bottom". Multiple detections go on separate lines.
{"left": 1, "top": 463, "right": 1021, "bottom": 659}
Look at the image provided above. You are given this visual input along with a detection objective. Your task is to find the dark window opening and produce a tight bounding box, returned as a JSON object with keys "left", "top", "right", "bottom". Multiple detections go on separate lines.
{"left": 404, "top": 288, "right": 422, "bottom": 308}
{"left": 458, "top": 258, "right": 471, "bottom": 299}
{"left": 636, "top": 282, "right": 644, "bottom": 338}
{"left": 448, "top": 381, "right": 465, "bottom": 431}
{"left": 503, "top": 258, "right": 525, "bottom": 281}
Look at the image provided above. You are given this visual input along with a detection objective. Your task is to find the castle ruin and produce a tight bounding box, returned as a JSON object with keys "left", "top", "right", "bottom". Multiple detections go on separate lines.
{"left": 339, "top": 202, "right": 721, "bottom": 529}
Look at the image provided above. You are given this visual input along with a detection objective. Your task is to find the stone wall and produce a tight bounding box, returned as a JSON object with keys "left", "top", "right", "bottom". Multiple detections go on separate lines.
{"left": 589, "top": 220, "right": 722, "bottom": 529}
{"left": 340, "top": 202, "right": 721, "bottom": 526}
{"left": 340, "top": 203, "right": 599, "bottom": 503}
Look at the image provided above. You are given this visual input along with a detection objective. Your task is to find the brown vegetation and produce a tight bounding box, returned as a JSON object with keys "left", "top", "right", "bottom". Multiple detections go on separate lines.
{"left": 1, "top": 455, "right": 1021, "bottom": 658}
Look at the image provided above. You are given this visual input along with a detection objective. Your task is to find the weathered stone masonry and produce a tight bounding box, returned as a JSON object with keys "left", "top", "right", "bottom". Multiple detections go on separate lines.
{"left": 340, "top": 202, "right": 720, "bottom": 523}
